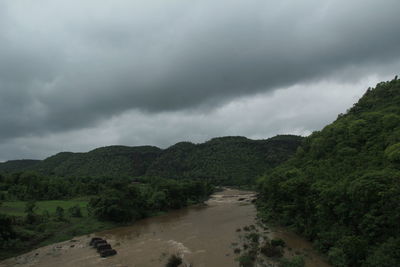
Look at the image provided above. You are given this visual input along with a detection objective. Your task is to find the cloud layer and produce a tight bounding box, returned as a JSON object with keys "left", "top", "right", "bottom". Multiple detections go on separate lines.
{"left": 1, "top": 0, "right": 400, "bottom": 159}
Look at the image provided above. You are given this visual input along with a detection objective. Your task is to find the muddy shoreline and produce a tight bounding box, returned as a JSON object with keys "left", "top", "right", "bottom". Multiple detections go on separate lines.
{"left": 1, "top": 189, "right": 329, "bottom": 267}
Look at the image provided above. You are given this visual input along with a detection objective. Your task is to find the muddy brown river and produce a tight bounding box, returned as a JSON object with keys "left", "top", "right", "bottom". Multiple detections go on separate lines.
{"left": 0, "top": 189, "right": 330, "bottom": 267}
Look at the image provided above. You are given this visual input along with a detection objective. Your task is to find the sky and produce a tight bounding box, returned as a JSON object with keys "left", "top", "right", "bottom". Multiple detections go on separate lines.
{"left": 1, "top": 0, "right": 400, "bottom": 161}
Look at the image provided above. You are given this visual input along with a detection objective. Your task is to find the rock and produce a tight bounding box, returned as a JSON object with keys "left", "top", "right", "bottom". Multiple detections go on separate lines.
{"left": 93, "top": 240, "right": 107, "bottom": 248}
{"left": 100, "top": 249, "right": 117, "bottom": 257}
{"left": 89, "top": 237, "right": 103, "bottom": 246}
{"left": 97, "top": 244, "right": 112, "bottom": 253}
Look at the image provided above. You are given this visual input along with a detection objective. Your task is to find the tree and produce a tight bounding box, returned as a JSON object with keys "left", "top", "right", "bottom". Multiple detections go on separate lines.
{"left": 0, "top": 214, "right": 16, "bottom": 248}
{"left": 68, "top": 205, "right": 82, "bottom": 218}
{"left": 25, "top": 200, "right": 37, "bottom": 224}
{"left": 55, "top": 206, "right": 65, "bottom": 221}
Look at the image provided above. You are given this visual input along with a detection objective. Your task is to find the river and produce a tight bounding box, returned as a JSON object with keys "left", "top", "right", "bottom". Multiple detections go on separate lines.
{"left": 0, "top": 188, "right": 330, "bottom": 267}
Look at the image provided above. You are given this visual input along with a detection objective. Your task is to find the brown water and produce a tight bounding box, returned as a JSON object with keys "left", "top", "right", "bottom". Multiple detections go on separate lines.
{"left": 0, "top": 189, "right": 330, "bottom": 267}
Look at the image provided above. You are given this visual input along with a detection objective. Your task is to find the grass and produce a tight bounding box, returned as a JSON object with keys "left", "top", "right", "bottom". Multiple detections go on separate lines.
{"left": 0, "top": 199, "right": 89, "bottom": 217}
{"left": 0, "top": 198, "right": 121, "bottom": 260}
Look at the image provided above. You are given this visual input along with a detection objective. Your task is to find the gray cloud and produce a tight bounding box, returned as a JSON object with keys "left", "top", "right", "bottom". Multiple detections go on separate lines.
{"left": 1, "top": 0, "right": 400, "bottom": 159}
{"left": 0, "top": 74, "right": 390, "bottom": 161}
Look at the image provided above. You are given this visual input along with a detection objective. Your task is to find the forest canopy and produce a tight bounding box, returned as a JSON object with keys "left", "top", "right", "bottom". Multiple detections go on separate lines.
{"left": 257, "top": 78, "right": 400, "bottom": 266}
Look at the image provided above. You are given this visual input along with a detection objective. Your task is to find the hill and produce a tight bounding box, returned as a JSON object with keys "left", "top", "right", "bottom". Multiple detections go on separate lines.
{"left": 257, "top": 77, "right": 400, "bottom": 266}
{"left": 0, "top": 136, "right": 303, "bottom": 185}
{"left": 0, "top": 160, "right": 41, "bottom": 173}
{"left": 32, "top": 146, "right": 162, "bottom": 178}
{"left": 146, "top": 135, "right": 303, "bottom": 185}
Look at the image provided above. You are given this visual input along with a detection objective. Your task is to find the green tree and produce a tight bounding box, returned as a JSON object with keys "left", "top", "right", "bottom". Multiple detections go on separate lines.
{"left": 55, "top": 206, "right": 65, "bottom": 221}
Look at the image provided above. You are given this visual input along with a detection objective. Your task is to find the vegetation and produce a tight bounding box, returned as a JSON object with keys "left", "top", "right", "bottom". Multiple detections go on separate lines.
{"left": 0, "top": 172, "right": 213, "bottom": 259}
{"left": 0, "top": 136, "right": 302, "bottom": 185}
{"left": 0, "top": 200, "right": 115, "bottom": 259}
{"left": 147, "top": 135, "right": 303, "bottom": 185}
{"left": 0, "top": 160, "right": 40, "bottom": 174}
{"left": 279, "top": 256, "right": 305, "bottom": 267}
{"left": 257, "top": 78, "right": 400, "bottom": 266}
{"left": 165, "top": 254, "right": 183, "bottom": 267}
{"left": 233, "top": 224, "right": 304, "bottom": 267}
{"left": 34, "top": 146, "right": 161, "bottom": 178}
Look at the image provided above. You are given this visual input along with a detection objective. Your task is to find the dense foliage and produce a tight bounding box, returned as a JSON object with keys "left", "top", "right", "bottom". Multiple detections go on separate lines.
{"left": 88, "top": 178, "right": 213, "bottom": 222}
{"left": 0, "top": 160, "right": 40, "bottom": 173}
{"left": 0, "top": 136, "right": 302, "bottom": 185}
{"left": 257, "top": 78, "right": 400, "bottom": 266}
{"left": 0, "top": 172, "right": 105, "bottom": 200}
{"left": 35, "top": 146, "right": 162, "bottom": 178}
{"left": 146, "top": 135, "right": 303, "bottom": 185}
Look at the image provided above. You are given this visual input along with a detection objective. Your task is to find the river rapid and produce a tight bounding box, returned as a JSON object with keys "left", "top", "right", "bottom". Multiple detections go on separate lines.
{"left": 0, "top": 188, "right": 330, "bottom": 267}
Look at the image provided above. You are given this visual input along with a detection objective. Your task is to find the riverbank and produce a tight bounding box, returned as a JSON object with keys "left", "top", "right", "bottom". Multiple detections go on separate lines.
{"left": 0, "top": 189, "right": 330, "bottom": 267}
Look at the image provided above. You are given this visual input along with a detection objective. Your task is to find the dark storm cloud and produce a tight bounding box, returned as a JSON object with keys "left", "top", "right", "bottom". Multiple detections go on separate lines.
{"left": 1, "top": 0, "right": 400, "bottom": 144}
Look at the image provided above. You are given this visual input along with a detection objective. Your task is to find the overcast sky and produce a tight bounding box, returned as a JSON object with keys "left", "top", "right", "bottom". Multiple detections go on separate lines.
{"left": 1, "top": 0, "right": 400, "bottom": 161}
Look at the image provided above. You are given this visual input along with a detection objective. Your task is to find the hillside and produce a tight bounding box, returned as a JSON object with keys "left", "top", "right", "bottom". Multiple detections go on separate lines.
{"left": 32, "top": 146, "right": 162, "bottom": 178}
{"left": 0, "top": 136, "right": 303, "bottom": 185}
{"left": 257, "top": 78, "right": 400, "bottom": 266}
{"left": 0, "top": 160, "right": 41, "bottom": 173}
{"left": 146, "top": 135, "right": 303, "bottom": 185}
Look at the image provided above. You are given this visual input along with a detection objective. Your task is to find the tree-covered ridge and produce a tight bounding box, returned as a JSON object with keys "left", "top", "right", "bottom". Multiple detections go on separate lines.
{"left": 0, "top": 136, "right": 303, "bottom": 185}
{"left": 146, "top": 135, "right": 303, "bottom": 185}
{"left": 257, "top": 78, "right": 400, "bottom": 266}
{"left": 0, "top": 146, "right": 163, "bottom": 178}
{"left": 42, "top": 145, "right": 162, "bottom": 178}
{"left": 0, "top": 160, "right": 40, "bottom": 174}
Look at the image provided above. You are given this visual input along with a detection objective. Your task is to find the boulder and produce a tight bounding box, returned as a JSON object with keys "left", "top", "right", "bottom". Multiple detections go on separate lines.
{"left": 100, "top": 249, "right": 117, "bottom": 257}
{"left": 97, "top": 244, "right": 112, "bottom": 253}
{"left": 93, "top": 240, "right": 108, "bottom": 248}
{"left": 89, "top": 237, "right": 103, "bottom": 246}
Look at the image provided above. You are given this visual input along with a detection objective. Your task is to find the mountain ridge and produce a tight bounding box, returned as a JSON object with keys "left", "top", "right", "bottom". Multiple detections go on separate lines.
{"left": 0, "top": 135, "right": 303, "bottom": 185}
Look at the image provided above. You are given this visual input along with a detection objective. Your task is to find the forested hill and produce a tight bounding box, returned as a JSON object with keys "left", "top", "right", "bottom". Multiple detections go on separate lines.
{"left": 146, "top": 135, "right": 303, "bottom": 185}
{"left": 0, "top": 146, "right": 162, "bottom": 178}
{"left": 34, "top": 146, "right": 162, "bottom": 178}
{"left": 0, "top": 135, "right": 303, "bottom": 184}
{"left": 257, "top": 77, "right": 400, "bottom": 266}
{"left": 0, "top": 160, "right": 40, "bottom": 173}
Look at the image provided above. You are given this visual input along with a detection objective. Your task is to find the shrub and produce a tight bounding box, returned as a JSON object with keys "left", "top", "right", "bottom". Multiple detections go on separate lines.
{"left": 279, "top": 256, "right": 305, "bottom": 267}
{"left": 68, "top": 205, "right": 82, "bottom": 218}
{"left": 271, "top": 238, "right": 286, "bottom": 247}
{"left": 260, "top": 242, "right": 283, "bottom": 258}
{"left": 165, "top": 254, "right": 182, "bottom": 267}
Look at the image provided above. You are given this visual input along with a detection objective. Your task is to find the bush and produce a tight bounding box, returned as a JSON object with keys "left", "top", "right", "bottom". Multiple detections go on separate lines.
{"left": 165, "top": 254, "right": 182, "bottom": 267}
{"left": 271, "top": 238, "right": 286, "bottom": 247}
{"left": 68, "top": 205, "right": 82, "bottom": 218}
{"left": 385, "top": 143, "right": 400, "bottom": 162}
{"left": 0, "top": 214, "right": 16, "bottom": 246}
{"left": 237, "top": 253, "right": 255, "bottom": 267}
{"left": 260, "top": 242, "right": 283, "bottom": 258}
{"left": 279, "top": 256, "right": 305, "bottom": 267}
{"left": 365, "top": 238, "right": 400, "bottom": 267}
{"left": 55, "top": 206, "right": 65, "bottom": 221}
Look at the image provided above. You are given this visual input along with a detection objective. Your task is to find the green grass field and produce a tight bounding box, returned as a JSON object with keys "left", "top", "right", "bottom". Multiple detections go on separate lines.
{"left": 0, "top": 199, "right": 89, "bottom": 217}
